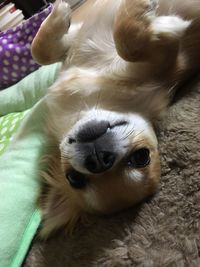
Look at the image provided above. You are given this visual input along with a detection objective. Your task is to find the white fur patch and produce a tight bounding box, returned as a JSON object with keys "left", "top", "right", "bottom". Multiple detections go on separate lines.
{"left": 126, "top": 169, "right": 144, "bottom": 183}
{"left": 151, "top": 16, "right": 191, "bottom": 37}
{"left": 83, "top": 188, "right": 100, "bottom": 211}
{"left": 68, "top": 23, "right": 83, "bottom": 34}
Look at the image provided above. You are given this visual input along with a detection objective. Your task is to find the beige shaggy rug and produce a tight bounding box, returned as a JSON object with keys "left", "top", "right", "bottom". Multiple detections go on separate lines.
{"left": 23, "top": 77, "right": 200, "bottom": 267}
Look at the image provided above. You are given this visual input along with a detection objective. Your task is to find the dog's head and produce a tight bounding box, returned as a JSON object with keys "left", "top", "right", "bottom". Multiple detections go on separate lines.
{"left": 61, "top": 109, "right": 160, "bottom": 212}
{"left": 42, "top": 72, "right": 161, "bottom": 237}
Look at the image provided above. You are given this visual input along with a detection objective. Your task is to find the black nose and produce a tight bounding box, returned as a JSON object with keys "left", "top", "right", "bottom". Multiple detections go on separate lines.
{"left": 77, "top": 120, "right": 110, "bottom": 142}
{"left": 85, "top": 151, "right": 116, "bottom": 173}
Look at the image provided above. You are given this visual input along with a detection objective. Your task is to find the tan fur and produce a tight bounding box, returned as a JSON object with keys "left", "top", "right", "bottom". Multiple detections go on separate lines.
{"left": 39, "top": 132, "right": 160, "bottom": 238}
{"left": 31, "top": 0, "right": 200, "bottom": 237}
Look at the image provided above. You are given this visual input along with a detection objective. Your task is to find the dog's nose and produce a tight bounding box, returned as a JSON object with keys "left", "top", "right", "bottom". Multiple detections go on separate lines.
{"left": 77, "top": 120, "right": 110, "bottom": 142}
{"left": 85, "top": 151, "right": 116, "bottom": 173}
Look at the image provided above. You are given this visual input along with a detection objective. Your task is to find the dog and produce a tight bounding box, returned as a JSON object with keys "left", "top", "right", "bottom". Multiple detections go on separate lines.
{"left": 31, "top": 0, "right": 200, "bottom": 237}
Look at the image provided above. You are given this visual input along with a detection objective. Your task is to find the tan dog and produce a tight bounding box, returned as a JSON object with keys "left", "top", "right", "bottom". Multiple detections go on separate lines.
{"left": 31, "top": 0, "right": 200, "bottom": 237}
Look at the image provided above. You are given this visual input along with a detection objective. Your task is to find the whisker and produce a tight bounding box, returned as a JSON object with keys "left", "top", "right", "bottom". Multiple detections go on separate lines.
{"left": 124, "top": 128, "right": 135, "bottom": 140}
{"left": 95, "top": 88, "right": 102, "bottom": 111}
{"left": 123, "top": 138, "right": 147, "bottom": 150}
{"left": 120, "top": 125, "right": 135, "bottom": 141}
{"left": 120, "top": 127, "right": 145, "bottom": 143}
{"left": 76, "top": 104, "right": 83, "bottom": 122}
{"left": 118, "top": 122, "right": 130, "bottom": 140}
{"left": 124, "top": 129, "right": 145, "bottom": 142}
{"left": 130, "top": 138, "right": 146, "bottom": 146}
{"left": 133, "top": 129, "right": 145, "bottom": 139}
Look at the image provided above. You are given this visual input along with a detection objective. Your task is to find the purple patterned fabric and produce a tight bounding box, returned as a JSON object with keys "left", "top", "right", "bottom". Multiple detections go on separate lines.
{"left": 0, "top": 4, "right": 53, "bottom": 90}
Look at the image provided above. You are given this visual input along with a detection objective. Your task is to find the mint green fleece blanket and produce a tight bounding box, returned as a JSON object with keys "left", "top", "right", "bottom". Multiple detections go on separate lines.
{"left": 0, "top": 63, "right": 60, "bottom": 267}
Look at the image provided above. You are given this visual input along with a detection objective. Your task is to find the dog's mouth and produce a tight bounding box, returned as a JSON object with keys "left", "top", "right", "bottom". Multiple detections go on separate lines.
{"left": 59, "top": 109, "right": 157, "bottom": 176}
{"left": 60, "top": 112, "right": 131, "bottom": 174}
{"left": 65, "top": 118, "right": 127, "bottom": 174}
{"left": 66, "top": 119, "right": 129, "bottom": 174}
{"left": 67, "top": 119, "right": 128, "bottom": 144}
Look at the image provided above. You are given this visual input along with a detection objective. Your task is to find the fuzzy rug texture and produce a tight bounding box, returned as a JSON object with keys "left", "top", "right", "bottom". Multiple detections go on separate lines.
{"left": 23, "top": 78, "right": 200, "bottom": 267}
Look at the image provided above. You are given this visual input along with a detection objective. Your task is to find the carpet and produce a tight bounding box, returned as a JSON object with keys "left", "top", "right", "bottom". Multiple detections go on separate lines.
{"left": 23, "top": 77, "right": 200, "bottom": 267}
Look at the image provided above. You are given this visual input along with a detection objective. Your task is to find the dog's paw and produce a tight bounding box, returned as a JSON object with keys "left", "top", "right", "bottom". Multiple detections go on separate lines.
{"left": 48, "top": 0, "right": 72, "bottom": 33}
{"left": 151, "top": 16, "right": 191, "bottom": 38}
{"left": 53, "top": 0, "right": 71, "bottom": 19}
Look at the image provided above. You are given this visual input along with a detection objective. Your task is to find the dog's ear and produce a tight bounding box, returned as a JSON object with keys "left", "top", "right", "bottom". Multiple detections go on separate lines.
{"left": 40, "top": 185, "right": 82, "bottom": 238}
{"left": 39, "top": 153, "right": 82, "bottom": 239}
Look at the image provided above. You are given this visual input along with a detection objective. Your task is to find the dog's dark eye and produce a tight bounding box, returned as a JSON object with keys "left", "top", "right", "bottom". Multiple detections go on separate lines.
{"left": 128, "top": 148, "right": 150, "bottom": 168}
{"left": 66, "top": 170, "right": 88, "bottom": 189}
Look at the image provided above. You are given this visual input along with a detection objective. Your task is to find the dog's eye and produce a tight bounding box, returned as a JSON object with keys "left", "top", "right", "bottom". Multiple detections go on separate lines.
{"left": 128, "top": 148, "right": 150, "bottom": 168}
{"left": 66, "top": 170, "right": 88, "bottom": 189}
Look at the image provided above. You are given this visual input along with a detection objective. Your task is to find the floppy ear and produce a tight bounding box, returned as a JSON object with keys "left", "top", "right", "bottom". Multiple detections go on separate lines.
{"left": 39, "top": 152, "right": 82, "bottom": 239}
{"left": 40, "top": 184, "right": 82, "bottom": 238}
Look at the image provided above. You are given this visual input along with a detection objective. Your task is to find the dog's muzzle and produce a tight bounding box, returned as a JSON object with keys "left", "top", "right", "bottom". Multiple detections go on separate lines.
{"left": 71, "top": 119, "right": 119, "bottom": 173}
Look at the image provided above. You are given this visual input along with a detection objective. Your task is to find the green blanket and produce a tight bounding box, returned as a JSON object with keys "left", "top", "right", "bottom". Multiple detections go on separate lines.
{"left": 0, "top": 63, "right": 60, "bottom": 267}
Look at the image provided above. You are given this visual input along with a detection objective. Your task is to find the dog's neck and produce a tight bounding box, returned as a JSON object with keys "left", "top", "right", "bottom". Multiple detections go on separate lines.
{"left": 46, "top": 66, "right": 169, "bottom": 143}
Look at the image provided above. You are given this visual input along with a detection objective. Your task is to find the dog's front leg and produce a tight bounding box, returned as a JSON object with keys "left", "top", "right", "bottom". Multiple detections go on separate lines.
{"left": 114, "top": 0, "right": 191, "bottom": 74}
{"left": 31, "top": 0, "right": 76, "bottom": 65}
